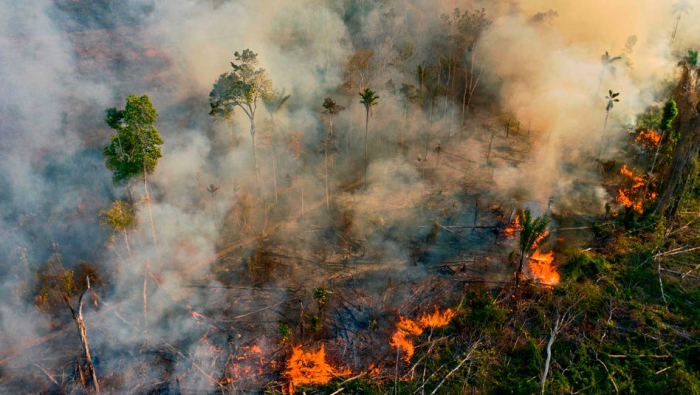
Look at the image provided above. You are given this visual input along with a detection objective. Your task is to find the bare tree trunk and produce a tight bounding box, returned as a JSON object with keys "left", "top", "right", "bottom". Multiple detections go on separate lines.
{"left": 598, "top": 110, "right": 610, "bottom": 161}
{"left": 271, "top": 148, "right": 279, "bottom": 204}
{"left": 63, "top": 282, "right": 100, "bottom": 394}
{"left": 143, "top": 167, "right": 160, "bottom": 263}
{"left": 250, "top": 120, "right": 261, "bottom": 198}
{"left": 122, "top": 231, "right": 132, "bottom": 259}
{"left": 540, "top": 316, "right": 561, "bottom": 395}
{"left": 364, "top": 107, "right": 370, "bottom": 188}
{"left": 143, "top": 260, "right": 149, "bottom": 336}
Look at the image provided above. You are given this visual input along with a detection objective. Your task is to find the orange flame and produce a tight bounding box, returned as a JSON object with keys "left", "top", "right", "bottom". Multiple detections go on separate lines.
{"left": 529, "top": 250, "right": 559, "bottom": 286}
{"left": 390, "top": 308, "right": 455, "bottom": 363}
{"left": 504, "top": 215, "right": 521, "bottom": 237}
{"left": 419, "top": 307, "right": 456, "bottom": 328}
{"left": 616, "top": 165, "right": 655, "bottom": 213}
{"left": 285, "top": 345, "right": 350, "bottom": 394}
{"left": 636, "top": 129, "right": 660, "bottom": 148}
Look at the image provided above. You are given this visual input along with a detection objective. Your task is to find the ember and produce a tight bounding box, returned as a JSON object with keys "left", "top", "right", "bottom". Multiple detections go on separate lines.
{"left": 285, "top": 345, "right": 350, "bottom": 394}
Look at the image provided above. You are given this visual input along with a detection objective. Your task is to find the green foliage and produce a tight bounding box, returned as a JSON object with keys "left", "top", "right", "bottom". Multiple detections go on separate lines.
{"left": 359, "top": 87, "right": 379, "bottom": 114}
{"left": 686, "top": 49, "right": 699, "bottom": 67}
{"left": 209, "top": 49, "right": 272, "bottom": 121}
{"left": 99, "top": 200, "right": 136, "bottom": 233}
{"left": 606, "top": 90, "right": 620, "bottom": 111}
{"left": 313, "top": 286, "right": 332, "bottom": 306}
{"left": 278, "top": 323, "right": 291, "bottom": 343}
{"left": 561, "top": 249, "right": 608, "bottom": 282}
{"left": 661, "top": 99, "right": 679, "bottom": 131}
{"left": 454, "top": 287, "right": 507, "bottom": 333}
{"left": 103, "top": 94, "right": 163, "bottom": 183}
{"left": 517, "top": 208, "right": 550, "bottom": 264}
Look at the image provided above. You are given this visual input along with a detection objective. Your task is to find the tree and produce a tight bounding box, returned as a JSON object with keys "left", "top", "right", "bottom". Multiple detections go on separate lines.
{"left": 598, "top": 90, "right": 620, "bottom": 160}
{"left": 670, "top": 1, "right": 693, "bottom": 46}
{"left": 359, "top": 87, "right": 379, "bottom": 188}
{"left": 597, "top": 52, "right": 622, "bottom": 94}
{"left": 515, "top": 208, "right": 550, "bottom": 287}
{"left": 62, "top": 277, "right": 100, "bottom": 394}
{"left": 262, "top": 90, "right": 291, "bottom": 203}
{"left": 210, "top": 49, "right": 273, "bottom": 198}
{"left": 99, "top": 200, "right": 136, "bottom": 260}
{"left": 103, "top": 94, "right": 163, "bottom": 261}
{"left": 322, "top": 97, "right": 345, "bottom": 210}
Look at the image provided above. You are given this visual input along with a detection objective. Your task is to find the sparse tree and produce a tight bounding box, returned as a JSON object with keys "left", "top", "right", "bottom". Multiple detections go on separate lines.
{"left": 322, "top": 97, "right": 345, "bottom": 209}
{"left": 262, "top": 90, "right": 291, "bottom": 203}
{"left": 99, "top": 200, "right": 136, "bottom": 260}
{"left": 670, "top": 1, "right": 693, "bottom": 46}
{"left": 62, "top": 277, "right": 100, "bottom": 394}
{"left": 210, "top": 49, "right": 273, "bottom": 198}
{"left": 598, "top": 90, "right": 620, "bottom": 160}
{"left": 515, "top": 208, "right": 550, "bottom": 287}
{"left": 359, "top": 87, "right": 379, "bottom": 188}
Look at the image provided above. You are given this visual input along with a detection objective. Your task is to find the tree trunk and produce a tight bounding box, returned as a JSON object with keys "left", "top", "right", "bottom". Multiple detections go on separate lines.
{"left": 540, "top": 316, "right": 561, "bottom": 395}
{"left": 143, "top": 260, "right": 149, "bottom": 336}
{"left": 143, "top": 167, "right": 160, "bottom": 263}
{"left": 364, "top": 107, "right": 370, "bottom": 188}
{"left": 598, "top": 110, "right": 610, "bottom": 161}
{"left": 122, "top": 231, "right": 132, "bottom": 259}
{"left": 271, "top": 147, "right": 279, "bottom": 204}
{"left": 250, "top": 120, "right": 261, "bottom": 198}
{"left": 63, "top": 287, "right": 100, "bottom": 394}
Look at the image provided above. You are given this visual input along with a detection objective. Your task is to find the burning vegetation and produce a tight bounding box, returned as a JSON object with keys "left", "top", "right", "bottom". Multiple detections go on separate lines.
{"left": 1, "top": 1, "right": 700, "bottom": 394}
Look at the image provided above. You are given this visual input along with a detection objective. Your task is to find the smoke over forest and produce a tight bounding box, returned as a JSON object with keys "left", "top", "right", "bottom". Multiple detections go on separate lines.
{"left": 1, "top": 0, "right": 699, "bottom": 393}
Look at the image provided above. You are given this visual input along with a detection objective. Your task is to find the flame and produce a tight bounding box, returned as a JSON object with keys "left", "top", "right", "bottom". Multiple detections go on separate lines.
{"left": 419, "top": 307, "right": 456, "bottom": 327}
{"left": 285, "top": 344, "right": 350, "bottom": 394}
{"left": 616, "top": 165, "right": 656, "bottom": 213}
{"left": 529, "top": 250, "right": 560, "bottom": 286}
{"left": 390, "top": 308, "right": 455, "bottom": 363}
{"left": 504, "top": 215, "right": 521, "bottom": 237}
{"left": 635, "top": 129, "right": 660, "bottom": 148}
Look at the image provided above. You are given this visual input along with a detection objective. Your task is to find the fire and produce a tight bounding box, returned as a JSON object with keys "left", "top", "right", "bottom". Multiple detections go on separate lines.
{"left": 419, "top": 306, "right": 456, "bottom": 327}
{"left": 635, "top": 129, "right": 660, "bottom": 148}
{"left": 390, "top": 308, "right": 455, "bottom": 363}
{"left": 529, "top": 250, "right": 560, "bottom": 286}
{"left": 285, "top": 344, "right": 350, "bottom": 394}
{"left": 615, "top": 165, "right": 656, "bottom": 213}
{"left": 504, "top": 215, "right": 521, "bottom": 237}
{"left": 230, "top": 343, "right": 275, "bottom": 383}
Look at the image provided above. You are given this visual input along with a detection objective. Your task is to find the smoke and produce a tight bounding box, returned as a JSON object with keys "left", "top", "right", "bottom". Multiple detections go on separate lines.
{"left": 0, "top": 0, "right": 698, "bottom": 392}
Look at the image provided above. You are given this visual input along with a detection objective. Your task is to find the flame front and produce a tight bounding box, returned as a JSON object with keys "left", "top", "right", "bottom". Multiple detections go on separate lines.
{"left": 504, "top": 215, "right": 521, "bottom": 237}
{"left": 636, "top": 129, "right": 660, "bottom": 148}
{"left": 529, "top": 250, "right": 559, "bottom": 286}
{"left": 285, "top": 344, "right": 349, "bottom": 394}
{"left": 390, "top": 308, "right": 454, "bottom": 363}
{"left": 616, "top": 164, "right": 656, "bottom": 213}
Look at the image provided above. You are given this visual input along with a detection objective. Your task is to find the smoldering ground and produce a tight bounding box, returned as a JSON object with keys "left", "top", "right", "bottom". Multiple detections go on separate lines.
{"left": 1, "top": 0, "right": 698, "bottom": 392}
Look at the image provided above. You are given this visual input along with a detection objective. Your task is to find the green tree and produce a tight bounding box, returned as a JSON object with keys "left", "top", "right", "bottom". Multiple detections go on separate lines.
{"left": 359, "top": 87, "right": 379, "bottom": 188}
{"left": 322, "top": 97, "right": 345, "bottom": 209}
{"left": 210, "top": 49, "right": 273, "bottom": 198}
{"left": 99, "top": 200, "right": 136, "bottom": 260}
{"left": 103, "top": 94, "right": 163, "bottom": 260}
{"left": 515, "top": 208, "right": 550, "bottom": 287}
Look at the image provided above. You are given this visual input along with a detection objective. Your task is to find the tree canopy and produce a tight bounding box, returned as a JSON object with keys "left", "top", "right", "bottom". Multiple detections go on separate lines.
{"left": 103, "top": 94, "right": 163, "bottom": 183}
{"left": 209, "top": 49, "right": 272, "bottom": 121}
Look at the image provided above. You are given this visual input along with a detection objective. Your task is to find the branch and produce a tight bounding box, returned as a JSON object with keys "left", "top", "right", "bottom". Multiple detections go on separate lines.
{"left": 429, "top": 341, "right": 480, "bottom": 395}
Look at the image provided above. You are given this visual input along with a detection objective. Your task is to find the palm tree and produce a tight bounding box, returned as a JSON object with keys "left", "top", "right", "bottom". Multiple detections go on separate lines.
{"left": 359, "top": 87, "right": 379, "bottom": 188}
{"left": 597, "top": 51, "right": 622, "bottom": 94}
{"left": 598, "top": 90, "right": 620, "bottom": 160}
{"left": 671, "top": 1, "right": 693, "bottom": 46}
{"left": 322, "top": 97, "right": 345, "bottom": 210}
{"left": 515, "top": 208, "right": 550, "bottom": 287}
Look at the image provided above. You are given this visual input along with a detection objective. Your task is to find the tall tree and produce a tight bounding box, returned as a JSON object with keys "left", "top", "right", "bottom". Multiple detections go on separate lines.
{"left": 359, "top": 87, "right": 379, "bottom": 188}
{"left": 598, "top": 90, "right": 620, "bottom": 160}
{"left": 104, "top": 94, "right": 163, "bottom": 261}
{"left": 262, "top": 89, "right": 291, "bottom": 203}
{"left": 322, "top": 97, "right": 345, "bottom": 210}
{"left": 670, "top": 1, "right": 693, "bottom": 46}
{"left": 515, "top": 208, "right": 550, "bottom": 287}
{"left": 210, "top": 49, "right": 273, "bottom": 198}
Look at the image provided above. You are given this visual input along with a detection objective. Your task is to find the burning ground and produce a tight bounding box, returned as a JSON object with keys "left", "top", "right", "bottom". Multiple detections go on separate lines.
{"left": 1, "top": 0, "right": 700, "bottom": 394}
